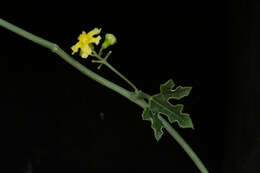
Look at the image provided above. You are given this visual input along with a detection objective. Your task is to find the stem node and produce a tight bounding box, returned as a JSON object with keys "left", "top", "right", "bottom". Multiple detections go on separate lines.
{"left": 51, "top": 43, "right": 60, "bottom": 53}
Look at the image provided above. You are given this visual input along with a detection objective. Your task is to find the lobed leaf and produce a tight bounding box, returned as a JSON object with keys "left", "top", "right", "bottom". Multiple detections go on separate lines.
{"left": 142, "top": 79, "right": 193, "bottom": 141}
{"left": 142, "top": 108, "right": 164, "bottom": 141}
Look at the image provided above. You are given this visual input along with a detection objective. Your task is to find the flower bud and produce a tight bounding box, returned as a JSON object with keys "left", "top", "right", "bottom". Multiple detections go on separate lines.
{"left": 101, "top": 33, "right": 117, "bottom": 50}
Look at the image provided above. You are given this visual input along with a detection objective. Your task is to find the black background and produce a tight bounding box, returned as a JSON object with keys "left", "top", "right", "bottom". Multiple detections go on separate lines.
{"left": 0, "top": 0, "right": 259, "bottom": 172}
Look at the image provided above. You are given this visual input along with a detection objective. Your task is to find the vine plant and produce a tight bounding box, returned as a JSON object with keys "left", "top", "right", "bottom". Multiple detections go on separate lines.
{"left": 0, "top": 18, "right": 209, "bottom": 173}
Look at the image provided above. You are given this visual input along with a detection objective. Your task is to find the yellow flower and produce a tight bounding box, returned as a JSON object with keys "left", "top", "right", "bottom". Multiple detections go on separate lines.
{"left": 71, "top": 28, "right": 101, "bottom": 58}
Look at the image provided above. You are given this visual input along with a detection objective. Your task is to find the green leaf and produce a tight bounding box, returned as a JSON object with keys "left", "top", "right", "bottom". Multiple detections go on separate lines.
{"left": 142, "top": 108, "right": 163, "bottom": 141}
{"left": 142, "top": 79, "right": 193, "bottom": 141}
{"left": 159, "top": 79, "right": 192, "bottom": 100}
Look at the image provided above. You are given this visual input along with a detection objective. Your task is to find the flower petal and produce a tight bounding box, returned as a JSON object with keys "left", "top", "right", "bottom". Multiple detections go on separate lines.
{"left": 78, "top": 31, "right": 87, "bottom": 40}
{"left": 90, "top": 35, "right": 101, "bottom": 45}
{"left": 71, "top": 43, "right": 80, "bottom": 54}
{"left": 87, "top": 28, "right": 101, "bottom": 37}
{"left": 80, "top": 44, "right": 92, "bottom": 58}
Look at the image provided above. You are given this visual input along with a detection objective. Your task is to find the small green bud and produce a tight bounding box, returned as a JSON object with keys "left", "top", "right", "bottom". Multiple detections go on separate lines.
{"left": 101, "top": 33, "right": 117, "bottom": 50}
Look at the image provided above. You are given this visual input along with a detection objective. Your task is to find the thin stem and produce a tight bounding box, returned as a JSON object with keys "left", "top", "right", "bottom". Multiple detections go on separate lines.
{"left": 0, "top": 18, "right": 209, "bottom": 173}
{"left": 104, "top": 50, "right": 112, "bottom": 59}
{"left": 137, "top": 91, "right": 152, "bottom": 100}
{"left": 92, "top": 50, "right": 139, "bottom": 93}
{"left": 158, "top": 115, "right": 209, "bottom": 173}
{"left": 98, "top": 47, "right": 104, "bottom": 56}
{"left": 94, "top": 50, "right": 112, "bottom": 70}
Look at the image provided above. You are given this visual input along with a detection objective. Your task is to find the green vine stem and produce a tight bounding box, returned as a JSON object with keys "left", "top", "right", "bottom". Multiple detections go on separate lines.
{"left": 158, "top": 115, "right": 209, "bottom": 173}
{"left": 0, "top": 18, "right": 209, "bottom": 173}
